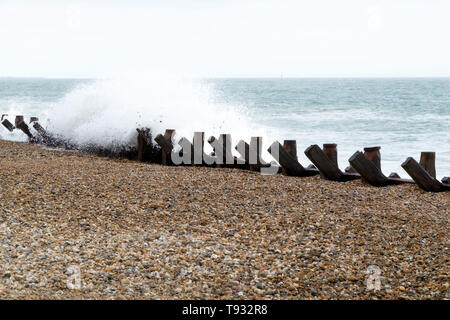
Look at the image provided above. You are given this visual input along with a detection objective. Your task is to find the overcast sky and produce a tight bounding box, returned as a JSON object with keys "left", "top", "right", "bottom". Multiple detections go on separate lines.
{"left": 1, "top": 0, "right": 449, "bottom": 78}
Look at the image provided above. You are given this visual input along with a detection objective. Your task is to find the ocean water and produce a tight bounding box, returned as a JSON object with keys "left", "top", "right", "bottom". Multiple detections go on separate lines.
{"left": 0, "top": 77, "right": 449, "bottom": 179}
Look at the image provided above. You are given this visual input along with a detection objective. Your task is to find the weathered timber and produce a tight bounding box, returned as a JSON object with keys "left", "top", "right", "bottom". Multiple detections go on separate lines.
{"left": 348, "top": 151, "right": 389, "bottom": 186}
{"left": 304, "top": 144, "right": 359, "bottom": 182}
{"left": 323, "top": 143, "right": 338, "bottom": 166}
{"left": 164, "top": 129, "right": 175, "bottom": 146}
{"left": 155, "top": 129, "right": 175, "bottom": 165}
{"left": 155, "top": 134, "right": 172, "bottom": 150}
{"left": 1, "top": 119, "right": 15, "bottom": 132}
{"left": 268, "top": 141, "right": 318, "bottom": 177}
{"left": 349, "top": 151, "right": 412, "bottom": 186}
{"left": 32, "top": 122, "right": 48, "bottom": 141}
{"left": 15, "top": 116, "right": 24, "bottom": 127}
{"left": 321, "top": 143, "right": 338, "bottom": 178}
{"left": 401, "top": 157, "right": 448, "bottom": 192}
{"left": 32, "top": 122, "right": 60, "bottom": 146}
{"left": 285, "top": 140, "right": 317, "bottom": 174}
{"left": 363, "top": 146, "right": 381, "bottom": 169}
{"left": 137, "top": 128, "right": 145, "bottom": 161}
{"left": 15, "top": 119, "right": 34, "bottom": 140}
{"left": 283, "top": 140, "right": 298, "bottom": 160}
{"left": 135, "top": 128, "right": 160, "bottom": 162}
{"left": 29, "top": 117, "right": 39, "bottom": 124}
{"left": 419, "top": 152, "right": 436, "bottom": 178}
{"left": 136, "top": 128, "right": 151, "bottom": 161}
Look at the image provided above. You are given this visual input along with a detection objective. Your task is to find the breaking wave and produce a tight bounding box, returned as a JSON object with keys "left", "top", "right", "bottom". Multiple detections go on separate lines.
{"left": 43, "top": 75, "right": 272, "bottom": 151}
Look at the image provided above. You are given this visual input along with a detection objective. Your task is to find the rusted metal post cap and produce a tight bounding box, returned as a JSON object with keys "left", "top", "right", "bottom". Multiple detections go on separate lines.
{"left": 30, "top": 117, "right": 39, "bottom": 124}
{"left": 442, "top": 177, "right": 450, "bottom": 184}
{"left": 323, "top": 143, "right": 337, "bottom": 148}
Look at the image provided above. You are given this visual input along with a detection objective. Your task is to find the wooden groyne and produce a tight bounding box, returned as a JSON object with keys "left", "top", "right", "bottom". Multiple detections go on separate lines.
{"left": 2, "top": 114, "right": 449, "bottom": 193}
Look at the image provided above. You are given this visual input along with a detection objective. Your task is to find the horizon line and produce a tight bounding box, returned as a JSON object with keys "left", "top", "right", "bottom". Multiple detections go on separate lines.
{"left": 2, "top": 75, "right": 450, "bottom": 80}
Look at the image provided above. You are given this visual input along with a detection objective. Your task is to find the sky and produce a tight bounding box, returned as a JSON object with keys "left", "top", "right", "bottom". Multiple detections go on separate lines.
{"left": 0, "top": 0, "right": 450, "bottom": 78}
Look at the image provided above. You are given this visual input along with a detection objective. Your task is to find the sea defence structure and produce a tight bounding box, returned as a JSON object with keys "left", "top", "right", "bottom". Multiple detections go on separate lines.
{"left": 2, "top": 114, "right": 449, "bottom": 193}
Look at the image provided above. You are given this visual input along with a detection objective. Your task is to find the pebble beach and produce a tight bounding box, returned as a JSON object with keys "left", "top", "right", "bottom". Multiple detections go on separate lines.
{"left": 0, "top": 139, "right": 448, "bottom": 300}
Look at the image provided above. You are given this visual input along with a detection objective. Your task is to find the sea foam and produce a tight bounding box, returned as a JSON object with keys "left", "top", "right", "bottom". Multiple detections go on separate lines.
{"left": 43, "top": 75, "right": 271, "bottom": 153}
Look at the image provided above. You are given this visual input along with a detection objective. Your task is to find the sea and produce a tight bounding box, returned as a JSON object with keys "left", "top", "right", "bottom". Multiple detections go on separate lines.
{"left": 0, "top": 77, "right": 449, "bottom": 179}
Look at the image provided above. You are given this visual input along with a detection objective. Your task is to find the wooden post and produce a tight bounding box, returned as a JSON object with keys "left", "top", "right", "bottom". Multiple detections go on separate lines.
{"left": 268, "top": 141, "right": 318, "bottom": 176}
{"left": 305, "top": 144, "right": 341, "bottom": 180}
{"left": 136, "top": 127, "right": 151, "bottom": 162}
{"left": 323, "top": 143, "right": 338, "bottom": 166}
{"left": 282, "top": 140, "right": 297, "bottom": 175}
{"left": 346, "top": 146, "right": 380, "bottom": 173}
{"left": 401, "top": 157, "right": 445, "bottom": 192}
{"left": 283, "top": 140, "right": 298, "bottom": 160}
{"left": 155, "top": 129, "right": 175, "bottom": 165}
{"left": 419, "top": 152, "right": 436, "bottom": 178}
{"left": 14, "top": 116, "right": 33, "bottom": 140}
{"left": 1, "top": 119, "right": 15, "bottom": 132}
{"left": 363, "top": 146, "right": 381, "bottom": 170}
{"left": 348, "top": 151, "right": 389, "bottom": 186}
{"left": 348, "top": 151, "right": 412, "bottom": 186}
{"left": 33, "top": 122, "right": 53, "bottom": 144}
{"left": 15, "top": 116, "right": 24, "bottom": 127}
{"left": 164, "top": 129, "right": 175, "bottom": 141}
{"left": 137, "top": 128, "right": 145, "bottom": 161}
{"left": 304, "top": 144, "right": 359, "bottom": 181}
{"left": 29, "top": 117, "right": 39, "bottom": 124}
{"left": 322, "top": 143, "right": 338, "bottom": 178}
